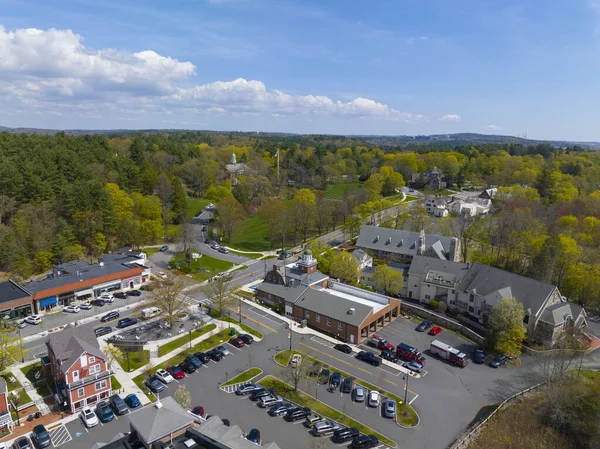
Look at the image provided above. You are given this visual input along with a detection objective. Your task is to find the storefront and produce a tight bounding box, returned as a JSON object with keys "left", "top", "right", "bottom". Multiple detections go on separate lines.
{"left": 75, "top": 288, "right": 94, "bottom": 301}
{"left": 58, "top": 291, "right": 75, "bottom": 306}
{"left": 121, "top": 276, "right": 141, "bottom": 291}
{"left": 0, "top": 304, "right": 32, "bottom": 320}
{"left": 39, "top": 295, "right": 58, "bottom": 312}
{"left": 92, "top": 282, "right": 121, "bottom": 297}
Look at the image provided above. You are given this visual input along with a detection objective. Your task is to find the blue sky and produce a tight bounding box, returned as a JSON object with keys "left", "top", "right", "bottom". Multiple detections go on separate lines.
{"left": 1, "top": 0, "right": 599, "bottom": 140}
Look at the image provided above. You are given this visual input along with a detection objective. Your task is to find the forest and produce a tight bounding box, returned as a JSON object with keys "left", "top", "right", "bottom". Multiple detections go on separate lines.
{"left": 0, "top": 130, "right": 599, "bottom": 311}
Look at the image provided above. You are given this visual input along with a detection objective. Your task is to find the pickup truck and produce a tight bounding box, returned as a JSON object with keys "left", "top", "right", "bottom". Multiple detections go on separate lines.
{"left": 356, "top": 351, "right": 382, "bottom": 367}
{"left": 369, "top": 334, "right": 394, "bottom": 351}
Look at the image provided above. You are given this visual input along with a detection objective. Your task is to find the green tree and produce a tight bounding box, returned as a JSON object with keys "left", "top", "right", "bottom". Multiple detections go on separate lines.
{"left": 371, "top": 265, "right": 403, "bottom": 296}
{"left": 34, "top": 250, "right": 54, "bottom": 272}
{"left": 329, "top": 252, "right": 359, "bottom": 284}
{"left": 364, "top": 173, "right": 384, "bottom": 199}
{"left": 488, "top": 297, "right": 526, "bottom": 353}
{"left": 495, "top": 324, "right": 526, "bottom": 358}
{"left": 175, "top": 384, "right": 192, "bottom": 410}
{"left": 216, "top": 197, "right": 246, "bottom": 243}
{"left": 101, "top": 344, "right": 124, "bottom": 370}
{"left": 292, "top": 189, "right": 316, "bottom": 242}
{"left": 534, "top": 164, "right": 556, "bottom": 203}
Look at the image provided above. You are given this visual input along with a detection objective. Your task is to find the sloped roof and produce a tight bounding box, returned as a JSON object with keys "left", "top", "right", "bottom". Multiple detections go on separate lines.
{"left": 539, "top": 302, "right": 585, "bottom": 326}
{"left": 408, "top": 256, "right": 470, "bottom": 277}
{"left": 295, "top": 288, "right": 373, "bottom": 327}
{"left": 197, "top": 415, "right": 282, "bottom": 449}
{"left": 47, "top": 325, "right": 105, "bottom": 373}
{"left": 0, "top": 377, "right": 7, "bottom": 395}
{"left": 256, "top": 283, "right": 305, "bottom": 302}
{"left": 0, "top": 280, "right": 32, "bottom": 305}
{"left": 458, "top": 263, "right": 556, "bottom": 317}
{"left": 127, "top": 397, "right": 194, "bottom": 444}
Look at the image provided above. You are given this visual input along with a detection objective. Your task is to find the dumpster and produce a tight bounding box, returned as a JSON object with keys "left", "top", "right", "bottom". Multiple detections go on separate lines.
{"left": 300, "top": 319, "right": 308, "bottom": 328}
{"left": 229, "top": 328, "right": 236, "bottom": 336}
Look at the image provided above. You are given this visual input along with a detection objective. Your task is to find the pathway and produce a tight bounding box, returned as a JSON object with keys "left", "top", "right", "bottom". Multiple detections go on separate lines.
{"left": 11, "top": 361, "right": 50, "bottom": 415}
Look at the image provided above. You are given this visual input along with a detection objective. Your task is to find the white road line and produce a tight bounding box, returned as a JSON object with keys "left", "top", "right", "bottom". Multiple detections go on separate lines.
{"left": 409, "top": 394, "right": 419, "bottom": 405}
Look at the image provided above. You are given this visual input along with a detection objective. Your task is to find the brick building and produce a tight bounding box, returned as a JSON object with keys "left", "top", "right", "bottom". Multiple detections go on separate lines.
{"left": 46, "top": 325, "right": 111, "bottom": 413}
{"left": 0, "top": 280, "right": 34, "bottom": 320}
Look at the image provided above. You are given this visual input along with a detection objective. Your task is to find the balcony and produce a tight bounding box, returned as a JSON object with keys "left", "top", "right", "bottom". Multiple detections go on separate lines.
{"left": 66, "top": 370, "right": 112, "bottom": 390}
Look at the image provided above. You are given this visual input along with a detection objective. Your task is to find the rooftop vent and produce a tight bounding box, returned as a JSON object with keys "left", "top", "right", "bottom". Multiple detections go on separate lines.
{"left": 386, "top": 237, "right": 392, "bottom": 245}
{"left": 99, "top": 261, "right": 104, "bottom": 267}
{"left": 374, "top": 235, "right": 379, "bottom": 243}
{"left": 348, "top": 308, "right": 355, "bottom": 315}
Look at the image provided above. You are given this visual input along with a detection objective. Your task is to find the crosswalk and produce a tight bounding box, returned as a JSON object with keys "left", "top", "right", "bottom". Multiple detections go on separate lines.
{"left": 49, "top": 424, "right": 72, "bottom": 447}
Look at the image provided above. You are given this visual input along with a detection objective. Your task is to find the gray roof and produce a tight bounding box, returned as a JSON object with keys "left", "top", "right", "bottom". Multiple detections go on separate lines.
{"left": 356, "top": 225, "right": 456, "bottom": 260}
{"left": 539, "top": 302, "right": 585, "bottom": 326}
{"left": 0, "top": 280, "right": 32, "bottom": 305}
{"left": 256, "top": 283, "right": 305, "bottom": 302}
{"left": 0, "top": 377, "right": 7, "bottom": 395}
{"left": 196, "top": 415, "right": 282, "bottom": 449}
{"left": 408, "top": 256, "right": 470, "bottom": 277}
{"left": 127, "top": 397, "right": 194, "bottom": 444}
{"left": 295, "top": 288, "right": 373, "bottom": 327}
{"left": 352, "top": 249, "right": 370, "bottom": 261}
{"left": 458, "top": 263, "right": 556, "bottom": 317}
{"left": 47, "top": 325, "right": 105, "bottom": 373}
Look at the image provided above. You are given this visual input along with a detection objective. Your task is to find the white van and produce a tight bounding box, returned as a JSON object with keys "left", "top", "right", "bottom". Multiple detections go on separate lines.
{"left": 141, "top": 307, "right": 162, "bottom": 319}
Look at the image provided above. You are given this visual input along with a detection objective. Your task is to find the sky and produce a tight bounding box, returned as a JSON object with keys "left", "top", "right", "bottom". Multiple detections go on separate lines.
{"left": 1, "top": 0, "right": 600, "bottom": 140}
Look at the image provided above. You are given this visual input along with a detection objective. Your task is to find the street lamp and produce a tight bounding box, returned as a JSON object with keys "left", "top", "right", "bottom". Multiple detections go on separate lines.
{"left": 225, "top": 372, "right": 229, "bottom": 384}
{"left": 126, "top": 352, "right": 131, "bottom": 372}
{"left": 189, "top": 329, "right": 192, "bottom": 348}
{"left": 403, "top": 374, "right": 409, "bottom": 405}
{"left": 238, "top": 297, "right": 242, "bottom": 325}
{"left": 286, "top": 324, "right": 292, "bottom": 352}
{"left": 18, "top": 328, "right": 24, "bottom": 363}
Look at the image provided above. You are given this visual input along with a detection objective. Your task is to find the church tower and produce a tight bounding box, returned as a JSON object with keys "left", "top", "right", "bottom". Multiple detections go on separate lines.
{"left": 297, "top": 248, "right": 318, "bottom": 274}
{"left": 231, "top": 149, "right": 237, "bottom": 165}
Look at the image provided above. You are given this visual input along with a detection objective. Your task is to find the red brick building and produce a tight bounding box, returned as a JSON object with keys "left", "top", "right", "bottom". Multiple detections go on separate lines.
{"left": 46, "top": 325, "right": 111, "bottom": 413}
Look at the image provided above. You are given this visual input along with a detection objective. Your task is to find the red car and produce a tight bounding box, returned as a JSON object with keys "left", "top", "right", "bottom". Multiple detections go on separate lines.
{"left": 428, "top": 326, "right": 442, "bottom": 336}
{"left": 229, "top": 337, "right": 245, "bottom": 348}
{"left": 166, "top": 365, "right": 185, "bottom": 380}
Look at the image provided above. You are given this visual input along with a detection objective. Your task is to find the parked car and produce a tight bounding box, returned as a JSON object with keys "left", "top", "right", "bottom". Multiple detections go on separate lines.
{"left": 304, "top": 413, "right": 325, "bottom": 428}
{"left": 155, "top": 368, "right": 175, "bottom": 384}
{"left": 236, "top": 383, "right": 262, "bottom": 396}
{"left": 403, "top": 361, "right": 424, "bottom": 373}
{"left": 246, "top": 429, "right": 260, "bottom": 445}
{"left": 215, "top": 345, "right": 230, "bottom": 356}
{"left": 145, "top": 375, "right": 165, "bottom": 393}
{"left": 333, "top": 427, "right": 360, "bottom": 443}
{"left": 207, "top": 349, "right": 223, "bottom": 361}
{"left": 79, "top": 302, "right": 92, "bottom": 310}
{"left": 380, "top": 350, "right": 399, "bottom": 363}
{"left": 368, "top": 390, "right": 380, "bottom": 407}
{"left": 429, "top": 326, "right": 443, "bottom": 336}
{"left": 312, "top": 421, "right": 341, "bottom": 437}
{"left": 179, "top": 360, "right": 197, "bottom": 374}
{"left": 100, "top": 311, "right": 119, "bottom": 322}
{"left": 117, "top": 317, "right": 138, "bottom": 328}
{"left": 229, "top": 337, "right": 245, "bottom": 348}
{"left": 474, "top": 349, "right": 486, "bottom": 364}
{"left": 204, "top": 238, "right": 211, "bottom": 244}
{"left": 218, "top": 247, "right": 229, "bottom": 254}
{"left": 16, "top": 320, "right": 26, "bottom": 329}
{"left": 64, "top": 305, "right": 80, "bottom": 313}
{"left": 239, "top": 334, "right": 254, "bottom": 345}
{"left": 268, "top": 402, "right": 294, "bottom": 416}
{"left": 158, "top": 271, "right": 167, "bottom": 279}
{"left": 284, "top": 407, "right": 311, "bottom": 422}
{"left": 185, "top": 354, "right": 203, "bottom": 369}
{"left": 318, "top": 369, "right": 331, "bottom": 385}
{"left": 124, "top": 394, "right": 141, "bottom": 408}
{"left": 191, "top": 406, "right": 205, "bottom": 419}
{"left": 114, "top": 292, "right": 128, "bottom": 299}
{"left": 329, "top": 372, "right": 341, "bottom": 390}
{"left": 159, "top": 245, "right": 169, "bottom": 252}
{"left": 308, "top": 361, "right": 321, "bottom": 377}
{"left": 110, "top": 394, "right": 128, "bottom": 416}
{"left": 98, "top": 295, "right": 114, "bottom": 303}
{"left": 356, "top": 351, "right": 382, "bottom": 367}
{"left": 250, "top": 389, "right": 273, "bottom": 401}
{"left": 194, "top": 352, "right": 211, "bottom": 364}
{"left": 166, "top": 365, "right": 185, "bottom": 380}
{"left": 416, "top": 320, "right": 433, "bottom": 332}
{"left": 31, "top": 424, "right": 51, "bottom": 448}
{"left": 489, "top": 354, "right": 508, "bottom": 368}
{"left": 13, "top": 436, "right": 32, "bottom": 449}
{"left": 289, "top": 354, "right": 302, "bottom": 368}
{"left": 80, "top": 407, "right": 99, "bottom": 428}
{"left": 383, "top": 399, "right": 396, "bottom": 418}
{"left": 350, "top": 435, "right": 379, "bottom": 449}
{"left": 94, "top": 326, "right": 112, "bottom": 337}
{"left": 24, "top": 315, "right": 42, "bottom": 325}
{"left": 342, "top": 377, "right": 353, "bottom": 393}
{"left": 353, "top": 386, "right": 365, "bottom": 402}
{"left": 90, "top": 299, "right": 106, "bottom": 307}
{"left": 128, "top": 290, "right": 142, "bottom": 296}
{"left": 96, "top": 401, "right": 115, "bottom": 423}
{"left": 333, "top": 343, "right": 353, "bottom": 354}
{"left": 258, "top": 394, "right": 282, "bottom": 408}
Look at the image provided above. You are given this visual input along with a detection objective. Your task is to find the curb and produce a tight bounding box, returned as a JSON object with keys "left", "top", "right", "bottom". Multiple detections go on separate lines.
{"left": 219, "top": 368, "right": 263, "bottom": 393}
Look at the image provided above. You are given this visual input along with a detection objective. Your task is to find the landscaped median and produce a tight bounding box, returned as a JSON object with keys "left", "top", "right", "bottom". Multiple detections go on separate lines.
{"left": 209, "top": 309, "right": 263, "bottom": 339}
{"left": 221, "top": 368, "right": 262, "bottom": 387}
{"left": 260, "top": 375, "right": 396, "bottom": 448}
{"left": 274, "top": 349, "right": 419, "bottom": 427}
{"left": 157, "top": 323, "right": 217, "bottom": 357}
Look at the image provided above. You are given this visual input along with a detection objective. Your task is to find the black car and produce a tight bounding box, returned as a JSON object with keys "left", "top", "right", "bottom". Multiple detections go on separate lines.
{"left": 185, "top": 354, "right": 203, "bottom": 369}
{"left": 94, "top": 326, "right": 112, "bottom": 337}
{"left": 318, "top": 369, "right": 331, "bottom": 384}
{"left": 194, "top": 352, "right": 211, "bottom": 364}
{"left": 207, "top": 349, "right": 223, "bottom": 362}
{"left": 474, "top": 349, "right": 486, "bottom": 364}
{"left": 114, "top": 292, "right": 128, "bottom": 299}
{"left": 117, "top": 317, "right": 138, "bottom": 328}
{"left": 334, "top": 343, "right": 353, "bottom": 354}
{"left": 239, "top": 334, "right": 254, "bottom": 345}
{"left": 246, "top": 429, "right": 260, "bottom": 445}
{"left": 416, "top": 320, "right": 433, "bottom": 332}
{"left": 96, "top": 401, "right": 115, "bottom": 423}
{"left": 179, "top": 360, "right": 197, "bottom": 374}
{"left": 489, "top": 354, "right": 507, "bottom": 368}
{"left": 329, "top": 372, "right": 342, "bottom": 389}
{"left": 249, "top": 388, "right": 273, "bottom": 401}
{"left": 146, "top": 375, "right": 165, "bottom": 393}
{"left": 381, "top": 350, "right": 399, "bottom": 363}
{"left": 110, "top": 394, "right": 128, "bottom": 415}
{"left": 351, "top": 435, "right": 379, "bottom": 449}
{"left": 31, "top": 424, "right": 51, "bottom": 448}
{"left": 356, "top": 351, "right": 382, "bottom": 367}
{"left": 204, "top": 238, "right": 211, "bottom": 244}
{"left": 128, "top": 290, "right": 142, "bottom": 297}
{"left": 284, "top": 407, "right": 311, "bottom": 422}
{"left": 100, "top": 311, "right": 119, "bottom": 322}
{"left": 333, "top": 427, "right": 360, "bottom": 443}
{"left": 91, "top": 299, "right": 106, "bottom": 307}
{"left": 268, "top": 403, "right": 294, "bottom": 416}
{"left": 342, "top": 377, "right": 353, "bottom": 393}
{"left": 14, "top": 435, "right": 32, "bottom": 449}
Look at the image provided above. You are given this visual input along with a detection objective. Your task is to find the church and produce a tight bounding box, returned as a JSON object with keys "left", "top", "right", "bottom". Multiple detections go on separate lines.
{"left": 224, "top": 149, "right": 248, "bottom": 186}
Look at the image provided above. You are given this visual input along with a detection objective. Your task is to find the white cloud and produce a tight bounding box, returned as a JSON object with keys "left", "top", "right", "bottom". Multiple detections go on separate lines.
{"left": 485, "top": 124, "right": 501, "bottom": 130}
{"left": 0, "top": 25, "right": 427, "bottom": 123}
{"left": 439, "top": 114, "right": 461, "bottom": 122}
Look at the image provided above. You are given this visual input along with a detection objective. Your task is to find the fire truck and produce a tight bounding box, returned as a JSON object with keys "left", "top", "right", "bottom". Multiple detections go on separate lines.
{"left": 396, "top": 343, "right": 426, "bottom": 365}
{"left": 429, "top": 340, "right": 468, "bottom": 368}
{"left": 369, "top": 334, "right": 394, "bottom": 351}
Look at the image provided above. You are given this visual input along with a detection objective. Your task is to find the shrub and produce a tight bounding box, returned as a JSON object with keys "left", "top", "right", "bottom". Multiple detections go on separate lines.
{"left": 448, "top": 307, "right": 460, "bottom": 316}
{"left": 437, "top": 301, "right": 448, "bottom": 313}
{"left": 428, "top": 299, "right": 439, "bottom": 310}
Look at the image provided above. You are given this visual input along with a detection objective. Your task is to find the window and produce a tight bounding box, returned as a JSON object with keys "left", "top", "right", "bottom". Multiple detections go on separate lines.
{"left": 95, "top": 380, "right": 107, "bottom": 391}
{"left": 315, "top": 313, "right": 320, "bottom": 323}
{"left": 451, "top": 290, "right": 455, "bottom": 294}
{"left": 425, "top": 295, "right": 430, "bottom": 300}
{"left": 326, "top": 317, "right": 331, "bottom": 326}
{"left": 72, "top": 370, "right": 79, "bottom": 382}
{"left": 77, "top": 388, "right": 84, "bottom": 398}
{"left": 468, "top": 306, "right": 474, "bottom": 313}
{"left": 89, "top": 364, "right": 101, "bottom": 375}
{"left": 88, "top": 356, "right": 95, "bottom": 364}
{"left": 469, "top": 294, "right": 475, "bottom": 303}
{"left": 337, "top": 321, "right": 343, "bottom": 330}
{"left": 305, "top": 310, "right": 310, "bottom": 319}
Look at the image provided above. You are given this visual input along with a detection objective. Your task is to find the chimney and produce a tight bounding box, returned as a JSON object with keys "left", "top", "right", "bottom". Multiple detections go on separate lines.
{"left": 155, "top": 394, "right": 163, "bottom": 409}
{"left": 375, "top": 235, "right": 379, "bottom": 243}
{"left": 386, "top": 237, "right": 392, "bottom": 244}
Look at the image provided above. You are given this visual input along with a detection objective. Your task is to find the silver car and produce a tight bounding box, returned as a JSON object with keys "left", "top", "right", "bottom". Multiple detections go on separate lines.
{"left": 216, "top": 346, "right": 231, "bottom": 356}
{"left": 353, "top": 386, "right": 365, "bottom": 402}
{"left": 383, "top": 399, "right": 396, "bottom": 418}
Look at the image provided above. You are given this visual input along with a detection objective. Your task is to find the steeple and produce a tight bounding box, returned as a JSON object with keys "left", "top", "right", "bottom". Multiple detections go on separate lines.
{"left": 231, "top": 149, "right": 237, "bottom": 165}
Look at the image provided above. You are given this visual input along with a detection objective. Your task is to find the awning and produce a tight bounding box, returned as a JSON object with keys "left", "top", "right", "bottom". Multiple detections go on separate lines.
{"left": 75, "top": 289, "right": 94, "bottom": 297}
{"left": 39, "top": 296, "right": 57, "bottom": 307}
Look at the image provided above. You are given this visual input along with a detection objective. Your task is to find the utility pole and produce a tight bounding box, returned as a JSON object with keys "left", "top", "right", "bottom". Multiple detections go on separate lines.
{"left": 403, "top": 374, "right": 409, "bottom": 405}
{"left": 287, "top": 324, "right": 292, "bottom": 351}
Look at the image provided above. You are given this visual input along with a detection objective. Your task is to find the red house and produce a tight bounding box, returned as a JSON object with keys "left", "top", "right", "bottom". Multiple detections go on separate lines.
{"left": 46, "top": 325, "right": 111, "bottom": 413}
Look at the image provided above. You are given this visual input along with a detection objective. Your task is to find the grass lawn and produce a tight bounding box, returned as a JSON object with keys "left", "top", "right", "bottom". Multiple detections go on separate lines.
{"left": 187, "top": 196, "right": 210, "bottom": 218}
{"left": 157, "top": 324, "right": 217, "bottom": 357}
{"left": 13, "top": 388, "right": 32, "bottom": 404}
{"left": 221, "top": 368, "right": 262, "bottom": 387}
{"left": 575, "top": 369, "right": 600, "bottom": 382}
{"left": 404, "top": 195, "right": 419, "bottom": 202}
{"left": 21, "top": 364, "right": 46, "bottom": 384}
{"left": 228, "top": 249, "right": 263, "bottom": 259}
{"left": 324, "top": 183, "right": 362, "bottom": 201}
{"left": 261, "top": 255, "right": 277, "bottom": 260}
{"left": 111, "top": 375, "right": 122, "bottom": 391}
{"left": 1, "top": 374, "right": 22, "bottom": 391}
{"left": 170, "top": 252, "right": 234, "bottom": 282}
{"left": 237, "top": 290, "right": 255, "bottom": 300}
{"left": 273, "top": 350, "right": 418, "bottom": 427}
{"left": 230, "top": 214, "right": 272, "bottom": 251}
{"left": 117, "top": 350, "right": 151, "bottom": 373}
{"left": 260, "top": 376, "right": 395, "bottom": 447}
{"left": 140, "top": 247, "right": 160, "bottom": 257}
{"left": 210, "top": 309, "right": 263, "bottom": 339}
{"left": 35, "top": 381, "right": 53, "bottom": 398}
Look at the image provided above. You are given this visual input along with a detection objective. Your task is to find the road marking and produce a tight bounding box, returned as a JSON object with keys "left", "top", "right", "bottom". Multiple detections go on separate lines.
{"left": 49, "top": 424, "right": 72, "bottom": 447}
{"left": 245, "top": 307, "right": 284, "bottom": 325}
{"left": 225, "top": 306, "right": 278, "bottom": 333}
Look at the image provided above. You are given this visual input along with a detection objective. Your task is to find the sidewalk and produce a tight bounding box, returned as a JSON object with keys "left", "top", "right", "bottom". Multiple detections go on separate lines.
{"left": 110, "top": 359, "right": 152, "bottom": 406}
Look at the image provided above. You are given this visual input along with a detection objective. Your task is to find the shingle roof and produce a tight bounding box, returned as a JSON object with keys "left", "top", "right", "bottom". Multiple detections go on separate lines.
{"left": 256, "top": 283, "right": 305, "bottom": 302}
{"left": 408, "top": 256, "right": 470, "bottom": 277}
{"left": 47, "top": 325, "right": 105, "bottom": 373}
{"left": 295, "top": 288, "right": 373, "bottom": 327}
{"left": 127, "top": 397, "right": 194, "bottom": 444}
{"left": 356, "top": 225, "right": 456, "bottom": 260}
{"left": 539, "top": 302, "right": 584, "bottom": 326}
{"left": 196, "top": 415, "right": 282, "bottom": 449}
{"left": 0, "top": 280, "right": 32, "bottom": 305}
{"left": 458, "top": 263, "right": 556, "bottom": 317}
{"left": 0, "top": 377, "right": 7, "bottom": 395}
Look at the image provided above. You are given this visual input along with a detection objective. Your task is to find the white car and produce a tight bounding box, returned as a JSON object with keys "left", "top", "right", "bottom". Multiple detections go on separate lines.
{"left": 80, "top": 302, "right": 92, "bottom": 310}
{"left": 289, "top": 354, "right": 302, "bottom": 368}
{"left": 368, "top": 390, "right": 380, "bottom": 408}
{"left": 158, "top": 271, "right": 167, "bottom": 279}
{"left": 64, "top": 305, "right": 80, "bottom": 313}
{"left": 99, "top": 291, "right": 114, "bottom": 299}
{"left": 25, "top": 315, "right": 42, "bottom": 325}
{"left": 98, "top": 295, "right": 114, "bottom": 303}
{"left": 80, "top": 406, "right": 99, "bottom": 428}
{"left": 155, "top": 369, "right": 174, "bottom": 384}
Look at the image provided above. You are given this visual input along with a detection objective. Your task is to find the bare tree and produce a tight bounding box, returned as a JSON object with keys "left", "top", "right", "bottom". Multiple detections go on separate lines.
{"left": 282, "top": 357, "right": 308, "bottom": 391}
{"left": 175, "top": 384, "right": 192, "bottom": 410}
{"left": 149, "top": 278, "right": 192, "bottom": 327}
{"left": 203, "top": 276, "right": 237, "bottom": 317}
{"left": 444, "top": 214, "right": 482, "bottom": 262}
{"left": 178, "top": 219, "right": 195, "bottom": 259}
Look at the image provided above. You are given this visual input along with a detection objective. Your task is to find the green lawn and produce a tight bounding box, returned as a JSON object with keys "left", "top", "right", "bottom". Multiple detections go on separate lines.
{"left": 261, "top": 255, "right": 277, "bottom": 260}
{"left": 13, "top": 388, "right": 32, "bottom": 404}
{"left": 404, "top": 195, "right": 419, "bottom": 202}
{"left": 324, "top": 183, "right": 363, "bottom": 201}
{"left": 141, "top": 247, "right": 160, "bottom": 257}
{"left": 229, "top": 214, "right": 272, "bottom": 251}
{"left": 575, "top": 369, "right": 600, "bottom": 382}
{"left": 221, "top": 368, "right": 262, "bottom": 387}
{"left": 158, "top": 324, "right": 217, "bottom": 357}
{"left": 111, "top": 375, "right": 122, "bottom": 391}
{"left": 260, "top": 376, "right": 395, "bottom": 447}
{"left": 187, "top": 196, "right": 210, "bottom": 218}
{"left": 210, "top": 310, "right": 263, "bottom": 339}
{"left": 1, "top": 374, "right": 22, "bottom": 392}
{"left": 117, "top": 350, "right": 151, "bottom": 373}
{"left": 274, "top": 349, "right": 298, "bottom": 366}
{"left": 170, "top": 252, "right": 234, "bottom": 282}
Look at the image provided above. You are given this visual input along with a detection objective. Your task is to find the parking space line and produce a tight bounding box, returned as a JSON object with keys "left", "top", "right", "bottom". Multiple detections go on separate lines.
{"left": 245, "top": 307, "right": 285, "bottom": 326}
